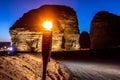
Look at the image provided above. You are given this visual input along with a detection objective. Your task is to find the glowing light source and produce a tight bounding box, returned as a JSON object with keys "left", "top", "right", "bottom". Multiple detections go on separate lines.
{"left": 7, "top": 47, "right": 13, "bottom": 51}
{"left": 42, "top": 20, "right": 52, "bottom": 30}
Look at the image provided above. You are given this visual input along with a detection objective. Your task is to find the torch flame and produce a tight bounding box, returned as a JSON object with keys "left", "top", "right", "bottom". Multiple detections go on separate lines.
{"left": 42, "top": 20, "right": 52, "bottom": 30}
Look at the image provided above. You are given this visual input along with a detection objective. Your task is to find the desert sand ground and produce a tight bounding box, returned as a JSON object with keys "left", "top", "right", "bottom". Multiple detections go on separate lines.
{"left": 0, "top": 53, "right": 78, "bottom": 80}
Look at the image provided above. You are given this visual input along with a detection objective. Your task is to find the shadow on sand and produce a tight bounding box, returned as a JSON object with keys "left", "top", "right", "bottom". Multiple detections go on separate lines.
{"left": 51, "top": 48, "right": 120, "bottom": 62}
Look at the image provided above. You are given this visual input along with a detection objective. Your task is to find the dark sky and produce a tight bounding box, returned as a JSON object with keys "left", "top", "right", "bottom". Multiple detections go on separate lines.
{"left": 0, "top": 0, "right": 120, "bottom": 41}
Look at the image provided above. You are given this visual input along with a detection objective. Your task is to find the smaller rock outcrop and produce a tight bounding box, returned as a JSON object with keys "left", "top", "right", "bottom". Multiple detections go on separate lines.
{"left": 79, "top": 31, "right": 90, "bottom": 48}
{"left": 90, "top": 11, "right": 120, "bottom": 49}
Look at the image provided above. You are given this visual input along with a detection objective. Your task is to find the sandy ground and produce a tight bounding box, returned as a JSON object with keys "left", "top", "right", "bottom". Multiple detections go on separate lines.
{"left": 59, "top": 59, "right": 120, "bottom": 80}
{"left": 0, "top": 51, "right": 120, "bottom": 80}
{"left": 0, "top": 53, "right": 78, "bottom": 80}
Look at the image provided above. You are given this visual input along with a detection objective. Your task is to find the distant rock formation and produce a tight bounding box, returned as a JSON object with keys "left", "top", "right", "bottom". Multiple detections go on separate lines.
{"left": 79, "top": 31, "right": 90, "bottom": 48}
{"left": 90, "top": 11, "right": 120, "bottom": 49}
{"left": 9, "top": 5, "right": 80, "bottom": 52}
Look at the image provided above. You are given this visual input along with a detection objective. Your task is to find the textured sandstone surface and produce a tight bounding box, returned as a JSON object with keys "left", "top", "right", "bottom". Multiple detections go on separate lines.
{"left": 90, "top": 11, "right": 120, "bottom": 49}
{"left": 9, "top": 5, "right": 80, "bottom": 52}
{"left": 0, "top": 53, "right": 78, "bottom": 80}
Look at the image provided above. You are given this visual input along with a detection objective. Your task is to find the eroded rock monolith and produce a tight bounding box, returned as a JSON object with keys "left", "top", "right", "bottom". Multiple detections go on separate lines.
{"left": 9, "top": 5, "right": 80, "bottom": 52}
{"left": 90, "top": 11, "right": 120, "bottom": 49}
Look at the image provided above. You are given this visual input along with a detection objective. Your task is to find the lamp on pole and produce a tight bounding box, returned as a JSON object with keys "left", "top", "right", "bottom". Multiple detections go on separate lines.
{"left": 42, "top": 20, "right": 52, "bottom": 80}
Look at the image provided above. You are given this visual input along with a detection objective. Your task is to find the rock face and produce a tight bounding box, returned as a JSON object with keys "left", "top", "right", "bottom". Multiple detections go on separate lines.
{"left": 79, "top": 31, "right": 90, "bottom": 48}
{"left": 0, "top": 53, "right": 78, "bottom": 80}
{"left": 9, "top": 5, "right": 80, "bottom": 52}
{"left": 90, "top": 11, "right": 120, "bottom": 49}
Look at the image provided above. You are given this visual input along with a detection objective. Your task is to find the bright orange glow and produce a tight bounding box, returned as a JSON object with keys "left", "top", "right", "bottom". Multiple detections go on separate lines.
{"left": 42, "top": 20, "right": 52, "bottom": 30}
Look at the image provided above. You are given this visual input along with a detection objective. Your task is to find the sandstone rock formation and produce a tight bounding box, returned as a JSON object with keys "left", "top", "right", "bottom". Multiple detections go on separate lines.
{"left": 9, "top": 5, "right": 80, "bottom": 52}
{"left": 90, "top": 11, "right": 120, "bottom": 49}
{"left": 0, "top": 53, "right": 78, "bottom": 80}
{"left": 79, "top": 31, "right": 90, "bottom": 48}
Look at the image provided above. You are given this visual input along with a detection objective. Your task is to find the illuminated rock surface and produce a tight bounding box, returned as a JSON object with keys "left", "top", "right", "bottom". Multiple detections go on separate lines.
{"left": 0, "top": 53, "right": 78, "bottom": 80}
{"left": 9, "top": 5, "right": 80, "bottom": 52}
{"left": 90, "top": 11, "right": 120, "bottom": 49}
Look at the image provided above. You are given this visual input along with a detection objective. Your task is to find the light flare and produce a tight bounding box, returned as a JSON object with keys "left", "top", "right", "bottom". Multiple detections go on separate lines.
{"left": 42, "top": 20, "right": 52, "bottom": 30}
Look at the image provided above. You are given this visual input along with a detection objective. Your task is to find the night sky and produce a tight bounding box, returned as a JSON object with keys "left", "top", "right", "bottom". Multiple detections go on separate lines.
{"left": 0, "top": 0, "right": 120, "bottom": 41}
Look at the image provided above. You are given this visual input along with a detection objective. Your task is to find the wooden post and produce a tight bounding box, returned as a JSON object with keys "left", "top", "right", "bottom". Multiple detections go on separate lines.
{"left": 42, "top": 30, "right": 52, "bottom": 80}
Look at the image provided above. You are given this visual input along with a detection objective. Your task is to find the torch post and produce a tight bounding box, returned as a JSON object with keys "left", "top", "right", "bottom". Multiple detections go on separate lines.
{"left": 42, "top": 21, "right": 52, "bottom": 80}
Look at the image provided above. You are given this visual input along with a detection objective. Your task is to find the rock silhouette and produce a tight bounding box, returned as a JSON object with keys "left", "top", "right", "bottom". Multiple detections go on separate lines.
{"left": 90, "top": 11, "right": 120, "bottom": 49}
{"left": 79, "top": 31, "right": 90, "bottom": 48}
{"left": 9, "top": 5, "right": 80, "bottom": 52}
